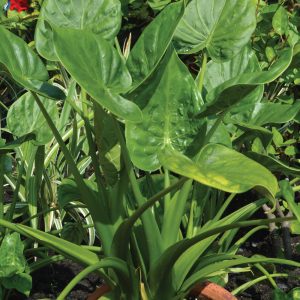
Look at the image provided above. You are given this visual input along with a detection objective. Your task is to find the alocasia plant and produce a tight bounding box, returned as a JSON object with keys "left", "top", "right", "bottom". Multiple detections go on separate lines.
{"left": 0, "top": 0, "right": 299, "bottom": 299}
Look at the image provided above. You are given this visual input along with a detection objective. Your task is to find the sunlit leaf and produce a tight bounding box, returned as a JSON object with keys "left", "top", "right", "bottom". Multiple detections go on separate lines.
{"left": 35, "top": 0, "right": 121, "bottom": 60}
{"left": 0, "top": 26, "right": 64, "bottom": 99}
{"left": 173, "top": 0, "right": 256, "bottom": 60}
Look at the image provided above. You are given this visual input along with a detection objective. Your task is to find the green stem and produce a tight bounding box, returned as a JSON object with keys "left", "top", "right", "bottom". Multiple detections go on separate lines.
{"left": 81, "top": 93, "right": 108, "bottom": 206}
{"left": 293, "top": 185, "right": 300, "bottom": 192}
{"left": 128, "top": 177, "right": 187, "bottom": 228}
{"left": 164, "top": 168, "right": 171, "bottom": 206}
{"left": 32, "top": 92, "right": 113, "bottom": 254}
{"left": 213, "top": 193, "right": 236, "bottom": 221}
{"left": 0, "top": 156, "right": 4, "bottom": 222}
{"left": 161, "top": 179, "right": 192, "bottom": 248}
{"left": 30, "top": 255, "right": 65, "bottom": 273}
{"left": 113, "top": 119, "right": 163, "bottom": 262}
{"left": 232, "top": 273, "right": 288, "bottom": 296}
{"left": 290, "top": 177, "right": 300, "bottom": 185}
{"left": 4, "top": 166, "right": 26, "bottom": 205}
{"left": 203, "top": 111, "right": 227, "bottom": 145}
{"left": 197, "top": 51, "right": 208, "bottom": 93}
{"left": 44, "top": 117, "right": 87, "bottom": 167}
{"left": 57, "top": 259, "right": 129, "bottom": 300}
{"left": 254, "top": 263, "right": 278, "bottom": 289}
{"left": 0, "top": 12, "right": 39, "bottom": 25}
{"left": 32, "top": 93, "right": 86, "bottom": 197}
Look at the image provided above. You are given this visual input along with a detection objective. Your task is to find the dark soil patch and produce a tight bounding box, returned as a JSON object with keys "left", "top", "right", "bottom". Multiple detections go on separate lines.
{"left": 226, "top": 235, "right": 300, "bottom": 300}
{"left": 10, "top": 259, "right": 102, "bottom": 300}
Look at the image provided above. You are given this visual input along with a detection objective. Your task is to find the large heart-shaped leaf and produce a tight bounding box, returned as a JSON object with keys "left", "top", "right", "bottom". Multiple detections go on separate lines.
{"left": 7, "top": 93, "right": 59, "bottom": 146}
{"left": 127, "top": 1, "right": 184, "bottom": 91}
{"left": 198, "top": 48, "right": 293, "bottom": 117}
{"left": 159, "top": 144, "right": 277, "bottom": 198}
{"left": 173, "top": 0, "right": 256, "bottom": 60}
{"left": 204, "top": 47, "right": 261, "bottom": 92}
{"left": 35, "top": 0, "right": 121, "bottom": 61}
{"left": 126, "top": 48, "right": 204, "bottom": 171}
{"left": 53, "top": 27, "right": 142, "bottom": 122}
{"left": 0, "top": 26, "right": 64, "bottom": 100}
{"left": 204, "top": 46, "right": 263, "bottom": 107}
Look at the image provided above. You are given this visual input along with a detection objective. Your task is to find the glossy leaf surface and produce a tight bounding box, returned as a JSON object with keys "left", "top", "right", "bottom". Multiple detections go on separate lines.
{"left": 204, "top": 46, "right": 263, "bottom": 106}
{"left": 127, "top": 1, "right": 184, "bottom": 91}
{"left": 35, "top": 0, "right": 121, "bottom": 60}
{"left": 126, "top": 49, "right": 204, "bottom": 171}
{"left": 0, "top": 26, "right": 64, "bottom": 99}
{"left": 53, "top": 28, "right": 142, "bottom": 122}
{"left": 204, "top": 47, "right": 260, "bottom": 92}
{"left": 7, "top": 93, "right": 59, "bottom": 145}
{"left": 173, "top": 0, "right": 256, "bottom": 60}
{"left": 199, "top": 48, "right": 293, "bottom": 117}
{"left": 159, "top": 144, "right": 277, "bottom": 198}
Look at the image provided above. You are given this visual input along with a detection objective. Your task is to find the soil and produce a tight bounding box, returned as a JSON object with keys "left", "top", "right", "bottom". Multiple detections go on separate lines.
{"left": 7, "top": 236, "right": 299, "bottom": 300}
{"left": 8, "top": 192, "right": 300, "bottom": 300}
{"left": 10, "top": 259, "right": 102, "bottom": 300}
{"left": 226, "top": 235, "right": 300, "bottom": 300}
{"left": 7, "top": 235, "right": 300, "bottom": 299}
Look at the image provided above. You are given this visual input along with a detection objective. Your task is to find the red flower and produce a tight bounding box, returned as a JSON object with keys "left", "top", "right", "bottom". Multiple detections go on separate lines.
{"left": 10, "top": 0, "right": 29, "bottom": 12}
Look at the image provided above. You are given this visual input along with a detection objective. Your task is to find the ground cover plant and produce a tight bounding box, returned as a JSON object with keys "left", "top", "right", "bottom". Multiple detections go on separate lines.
{"left": 0, "top": 0, "right": 300, "bottom": 299}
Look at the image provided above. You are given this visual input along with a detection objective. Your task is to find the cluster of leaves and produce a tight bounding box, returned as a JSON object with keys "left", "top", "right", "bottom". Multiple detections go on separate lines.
{"left": 0, "top": 0, "right": 299, "bottom": 299}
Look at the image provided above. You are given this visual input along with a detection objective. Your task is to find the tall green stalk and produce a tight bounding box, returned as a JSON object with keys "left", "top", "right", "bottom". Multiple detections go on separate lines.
{"left": 32, "top": 92, "right": 114, "bottom": 254}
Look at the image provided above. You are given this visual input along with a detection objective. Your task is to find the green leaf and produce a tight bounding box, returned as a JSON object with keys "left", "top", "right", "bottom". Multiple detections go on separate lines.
{"left": 7, "top": 93, "right": 59, "bottom": 146}
{"left": 290, "top": 288, "right": 300, "bottom": 299}
{"left": 0, "top": 134, "right": 36, "bottom": 154}
{"left": 35, "top": 0, "right": 121, "bottom": 61}
{"left": 58, "top": 178, "right": 97, "bottom": 209}
{"left": 245, "top": 152, "right": 300, "bottom": 177}
{"left": 180, "top": 257, "right": 300, "bottom": 294}
{"left": 0, "top": 26, "right": 65, "bottom": 100}
{"left": 242, "top": 102, "right": 300, "bottom": 126}
{"left": 0, "top": 233, "right": 26, "bottom": 278}
{"left": 273, "top": 288, "right": 290, "bottom": 300}
{"left": 290, "top": 220, "right": 300, "bottom": 234}
{"left": 204, "top": 46, "right": 261, "bottom": 92}
{"left": 279, "top": 180, "right": 300, "bottom": 222}
{"left": 2, "top": 273, "right": 32, "bottom": 297}
{"left": 204, "top": 46, "right": 264, "bottom": 110}
{"left": 127, "top": 1, "right": 184, "bottom": 91}
{"left": 61, "top": 222, "right": 85, "bottom": 245}
{"left": 172, "top": 199, "right": 266, "bottom": 292}
{"left": 126, "top": 49, "right": 204, "bottom": 171}
{"left": 94, "top": 108, "right": 121, "bottom": 186}
{"left": 159, "top": 144, "right": 277, "bottom": 198}
{"left": 173, "top": 0, "right": 256, "bottom": 60}
{"left": 199, "top": 48, "right": 293, "bottom": 117}
{"left": 0, "top": 219, "right": 99, "bottom": 267}
{"left": 284, "top": 146, "right": 297, "bottom": 156}
{"left": 233, "top": 122, "right": 273, "bottom": 148}
{"left": 148, "top": 0, "right": 171, "bottom": 11}
{"left": 272, "top": 6, "right": 289, "bottom": 36}
{"left": 53, "top": 27, "right": 142, "bottom": 122}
